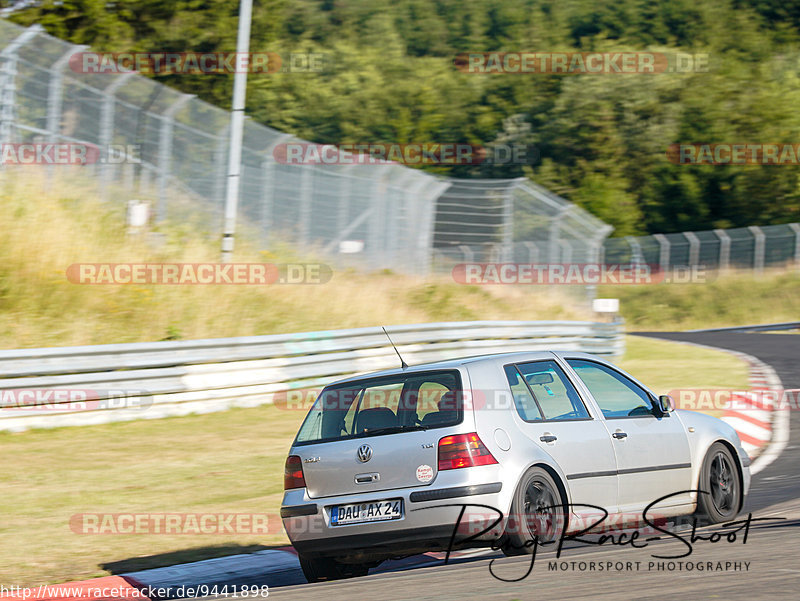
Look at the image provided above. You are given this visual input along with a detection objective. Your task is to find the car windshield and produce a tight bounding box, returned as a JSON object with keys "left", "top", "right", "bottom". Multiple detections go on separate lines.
{"left": 294, "top": 370, "right": 463, "bottom": 445}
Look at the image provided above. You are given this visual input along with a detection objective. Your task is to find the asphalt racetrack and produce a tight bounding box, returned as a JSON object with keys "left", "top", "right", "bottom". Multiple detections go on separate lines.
{"left": 201, "top": 331, "right": 800, "bottom": 600}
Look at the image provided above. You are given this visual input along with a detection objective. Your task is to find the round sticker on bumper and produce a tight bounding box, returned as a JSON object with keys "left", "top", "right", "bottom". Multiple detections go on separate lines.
{"left": 416, "top": 464, "right": 434, "bottom": 483}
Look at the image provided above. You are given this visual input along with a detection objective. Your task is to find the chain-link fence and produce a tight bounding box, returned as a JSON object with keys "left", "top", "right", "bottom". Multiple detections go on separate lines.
{"left": 0, "top": 21, "right": 452, "bottom": 275}
{"left": 603, "top": 223, "right": 800, "bottom": 273}
{"left": 430, "top": 178, "right": 612, "bottom": 269}
{"left": 438, "top": 214, "right": 800, "bottom": 274}
{"left": 2, "top": 21, "right": 795, "bottom": 279}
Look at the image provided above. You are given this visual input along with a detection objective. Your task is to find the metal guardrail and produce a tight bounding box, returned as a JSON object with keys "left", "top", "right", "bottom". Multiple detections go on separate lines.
{"left": 0, "top": 320, "right": 625, "bottom": 431}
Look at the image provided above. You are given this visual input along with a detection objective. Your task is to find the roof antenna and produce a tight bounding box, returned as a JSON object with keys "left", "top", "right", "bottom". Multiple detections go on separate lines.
{"left": 382, "top": 327, "right": 408, "bottom": 369}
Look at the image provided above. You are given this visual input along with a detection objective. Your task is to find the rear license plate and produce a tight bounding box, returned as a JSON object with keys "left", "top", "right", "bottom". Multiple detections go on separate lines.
{"left": 330, "top": 499, "right": 403, "bottom": 526}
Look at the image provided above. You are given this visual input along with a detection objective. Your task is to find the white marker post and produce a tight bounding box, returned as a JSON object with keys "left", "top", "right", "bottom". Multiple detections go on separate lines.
{"left": 592, "top": 298, "right": 620, "bottom": 322}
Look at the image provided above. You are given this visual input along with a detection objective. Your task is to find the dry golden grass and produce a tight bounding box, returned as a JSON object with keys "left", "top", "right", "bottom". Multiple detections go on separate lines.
{"left": 0, "top": 171, "right": 590, "bottom": 349}
{"left": 601, "top": 267, "right": 800, "bottom": 331}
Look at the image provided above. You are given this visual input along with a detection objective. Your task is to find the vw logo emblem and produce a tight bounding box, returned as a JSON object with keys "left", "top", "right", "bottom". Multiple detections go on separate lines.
{"left": 356, "top": 444, "right": 373, "bottom": 463}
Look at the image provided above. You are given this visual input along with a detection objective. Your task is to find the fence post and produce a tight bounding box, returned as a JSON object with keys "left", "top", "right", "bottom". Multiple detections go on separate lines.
{"left": 337, "top": 167, "right": 355, "bottom": 236}
{"left": 524, "top": 241, "right": 539, "bottom": 263}
{"left": 502, "top": 186, "right": 514, "bottom": 262}
{"left": 46, "top": 45, "right": 83, "bottom": 137}
{"left": 416, "top": 178, "right": 447, "bottom": 276}
{"left": 0, "top": 24, "right": 42, "bottom": 147}
{"left": 260, "top": 134, "right": 293, "bottom": 246}
{"left": 748, "top": 225, "right": 765, "bottom": 275}
{"left": 45, "top": 45, "right": 86, "bottom": 187}
{"left": 714, "top": 228, "right": 731, "bottom": 271}
{"left": 584, "top": 231, "right": 606, "bottom": 302}
{"left": 259, "top": 154, "right": 273, "bottom": 246}
{"left": 559, "top": 239, "right": 573, "bottom": 263}
{"left": 397, "top": 171, "right": 427, "bottom": 273}
{"left": 386, "top": 181, "right": 402, "bottom": 267}
{"left": 590, "top": 230, "right": 605, "bottom": 265}
{"left": 386, "top": 171, "right": 416, "bottom": 269}
{"left": 548, "top": 206, "right": 569, "bottom": 263}
{"left": 298, "top": 167, "right": 313, "bottom": 247}
{"left": 684, "top": 231, "right": 700, "bottom": 268}
{"left": 156, "top": 93, "right": 193, "bottom": 222}
{"left": 653, "top": 233, "right": 670, "bottom": 273}
{"left": 626, "top": 236, "right": 644, "bottom": 264}
{"left": 98, "top": 71, "right": 135, "bottom": 200}
{"left": 367, "top": 172, "right": 389, "bottom": 269}
{"left": 789, "top": 223, "right": 800, "bottom": 269}
{"left": 212, "top": 122, "right": 230, "bottom": 224}
{"left": 260, "top": 147, "right": 281, "bottom": 246}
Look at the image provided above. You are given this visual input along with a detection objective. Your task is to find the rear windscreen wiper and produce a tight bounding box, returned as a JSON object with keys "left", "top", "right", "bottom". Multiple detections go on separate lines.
{"left": 359, "top": 424, "right": 428, "bottom": 437}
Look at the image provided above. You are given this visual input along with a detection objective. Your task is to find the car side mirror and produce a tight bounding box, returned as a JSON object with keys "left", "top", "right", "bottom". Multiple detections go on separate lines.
{"left": 656, "top": 395, "right": 675, "bottom": 415}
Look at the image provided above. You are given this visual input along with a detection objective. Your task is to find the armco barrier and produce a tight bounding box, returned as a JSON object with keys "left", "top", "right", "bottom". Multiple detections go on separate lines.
{"left": 0, "top": 320, "right": 624, "bottom": 431}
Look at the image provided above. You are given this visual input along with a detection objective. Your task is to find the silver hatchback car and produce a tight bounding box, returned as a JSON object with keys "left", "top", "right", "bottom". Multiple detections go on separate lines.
{"left": 281, "top": 351, "right": 751, "bottom": 582}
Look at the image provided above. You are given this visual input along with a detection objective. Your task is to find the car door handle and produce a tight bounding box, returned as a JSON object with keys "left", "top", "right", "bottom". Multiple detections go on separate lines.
{"left": 612, "top": 431, "right": 628, "bottom": 439}
{"left": 539, "top": 434, "right": 557, "bottom": 443}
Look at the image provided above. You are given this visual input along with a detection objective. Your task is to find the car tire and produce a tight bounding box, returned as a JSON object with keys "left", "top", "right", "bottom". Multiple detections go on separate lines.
{"left": 298, "top": 555, "right": 370, "bottom": 583}
{"left": 695, "top": 442, "right": 742, "bottom": 524}
{"left": 501, "top": 466, "right": 565, "bottom": 556}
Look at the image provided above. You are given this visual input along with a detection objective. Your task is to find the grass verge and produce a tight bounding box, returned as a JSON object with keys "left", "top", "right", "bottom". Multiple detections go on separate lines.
{"left": 0, "top": 174, "right": 589, "bottom": 349}
{"left": 1, "top": 174, "right": 798, "bottom": 347}
{"left": 600, "top": 270, "right": 800, "bottom": 331}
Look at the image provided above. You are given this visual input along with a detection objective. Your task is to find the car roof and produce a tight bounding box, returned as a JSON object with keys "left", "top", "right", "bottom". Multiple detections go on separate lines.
{"left": 325, "top": 350, "right": 607, "bottom": 386}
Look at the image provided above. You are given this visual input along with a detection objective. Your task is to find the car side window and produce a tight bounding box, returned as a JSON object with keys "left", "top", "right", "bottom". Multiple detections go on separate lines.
{"left": 567, "top": 359, "right": 654, "bottom": 419}
{"left": 414, "top": 381, "right": 450, "bottom": 422}
{"left": 341, "top": 389, "right": 364, "bottom": 435}
{"left": 515, "top": 360, "right": 590, "bottom": 420}
{"left": 503, "top": 365, "right": 543, "bottom": 421}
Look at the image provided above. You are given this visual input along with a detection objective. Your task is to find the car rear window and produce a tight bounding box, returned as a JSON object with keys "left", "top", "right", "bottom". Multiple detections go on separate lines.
{"left": 294, "top": 370, "right": 463, "bottom": 445}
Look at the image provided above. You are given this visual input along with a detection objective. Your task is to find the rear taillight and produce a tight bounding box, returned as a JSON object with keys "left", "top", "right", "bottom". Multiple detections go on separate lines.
{"left": 284, "top": 455, "right": 306, "bottom": 490}
{"left": 438, "top": 433, "right": 498, "bottom": 470}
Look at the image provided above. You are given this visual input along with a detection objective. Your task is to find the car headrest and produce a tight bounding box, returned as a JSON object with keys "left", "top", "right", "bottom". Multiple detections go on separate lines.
{"left": 355, "top": 407, "right": 398, "bottom": 433}
{"left": 420, "top": 410, "right": 453, "bottom": 427}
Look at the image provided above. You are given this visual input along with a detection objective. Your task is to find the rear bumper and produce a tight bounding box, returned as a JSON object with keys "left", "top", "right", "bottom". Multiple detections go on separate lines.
{"left": 281, "top": 479, "right": 506, "bottom": 562}
{"left": 290, "top": 524, "right": 461, "bottom": 560}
